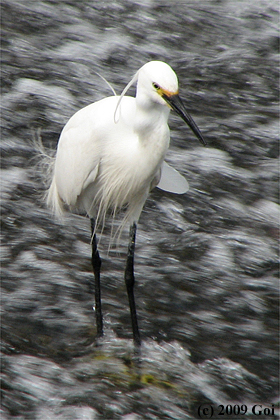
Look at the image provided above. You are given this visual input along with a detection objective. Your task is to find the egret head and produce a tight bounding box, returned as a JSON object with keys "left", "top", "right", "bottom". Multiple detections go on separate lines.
{"left": 137, "top": 61, "right": 179, "bottom": 105}
{"left": 137, "top": 61, "right": 206, "bottom": 145}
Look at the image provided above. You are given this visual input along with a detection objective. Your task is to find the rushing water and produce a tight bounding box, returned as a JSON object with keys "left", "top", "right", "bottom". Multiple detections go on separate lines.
{"left": 1, "top": 1, "right": 279, "bottom": 419}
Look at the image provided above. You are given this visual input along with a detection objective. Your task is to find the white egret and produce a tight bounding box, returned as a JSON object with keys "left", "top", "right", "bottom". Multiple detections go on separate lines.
{"left": 46, "top": 61, "right": 206, "bottom": 346}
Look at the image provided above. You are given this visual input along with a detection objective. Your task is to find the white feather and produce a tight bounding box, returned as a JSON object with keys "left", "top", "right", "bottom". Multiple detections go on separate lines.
{"left": 157, "top": 161, "right": 189, "bottom": 194}
{"left": 46, "top": 61, "right": 202, "bottom": 236}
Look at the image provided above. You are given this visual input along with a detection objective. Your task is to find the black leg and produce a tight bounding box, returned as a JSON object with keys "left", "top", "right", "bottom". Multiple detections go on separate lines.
{"left": 90, "top": 218, "right": 103, "bottom": 338}
{"left": 125, "top": 222, "right": 141, "bottom": 347}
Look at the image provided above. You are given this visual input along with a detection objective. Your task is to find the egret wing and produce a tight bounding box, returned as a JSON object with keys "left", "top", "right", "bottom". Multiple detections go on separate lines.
{"left": 54, "top": 102, "right": 104, "bottom": 206}
{"left": 156, "top": 161, "right": 189, "bottom": 194}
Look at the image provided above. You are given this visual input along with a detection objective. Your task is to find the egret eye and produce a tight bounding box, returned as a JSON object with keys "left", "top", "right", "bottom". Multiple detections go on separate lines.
{"left": 152, "top": 82, "right": 160, "bottom": 90}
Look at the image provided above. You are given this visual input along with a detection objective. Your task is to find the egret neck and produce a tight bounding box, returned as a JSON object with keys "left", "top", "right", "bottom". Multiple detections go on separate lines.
{"left": 134, "top": 95, "right": 171, "bottom": 150}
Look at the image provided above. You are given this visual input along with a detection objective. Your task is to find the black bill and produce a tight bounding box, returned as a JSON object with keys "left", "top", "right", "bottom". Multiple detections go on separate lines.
{"left": 163, "top": 93, "right": 207, "bottom": 146}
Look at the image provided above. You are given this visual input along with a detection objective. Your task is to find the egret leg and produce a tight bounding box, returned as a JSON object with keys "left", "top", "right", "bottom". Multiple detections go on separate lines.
{"left": 90, "top": 218, "right": 103, "bottom": 338}
{"left": 125, "top": 222, "right": 141, "bottom": 347}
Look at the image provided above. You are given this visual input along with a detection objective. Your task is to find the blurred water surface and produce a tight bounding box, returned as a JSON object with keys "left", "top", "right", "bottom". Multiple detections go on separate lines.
{"left": 1, "top": 0, "right": 279, "bottom": 419}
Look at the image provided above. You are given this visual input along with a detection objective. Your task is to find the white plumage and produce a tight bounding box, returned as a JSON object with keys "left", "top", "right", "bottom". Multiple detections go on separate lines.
{"left": 47, "top": 61, "right": 202, "bottom": 230}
